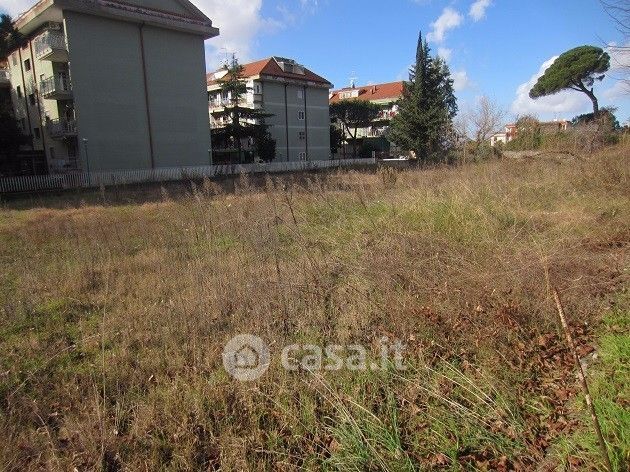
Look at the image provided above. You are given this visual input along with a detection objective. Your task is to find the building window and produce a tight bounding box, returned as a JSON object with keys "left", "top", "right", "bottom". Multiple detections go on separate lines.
{"left": 24, "top": 59, "right": 30, "bottom": 71}
{"left": 297, "top": 89, "right": 303, "bottom": 99}
{"left": 11, "top": 53, "right": 17, "bottom": 66}
{"left": 298, "top": 131, "right": 306, "bottom": 140}
{"left": 298, "top": 110, "right": 305, "bottom": 120}
{"left": 19, "top": 118, "right": 26, "bottom": 130}
{"left": 28, "top": 93, "right": 36, "bottom": 106}
{"left": 254, "top": 83, "right": 261, "bottom": 94}
{"left": 33, "top": 127, "right": 40, "bottom": 139}
{"left": 49, "top": 147, "right": 56, "bottom": 160}
{"left": 16, "top": 85, "right": 22, "bottom": 99}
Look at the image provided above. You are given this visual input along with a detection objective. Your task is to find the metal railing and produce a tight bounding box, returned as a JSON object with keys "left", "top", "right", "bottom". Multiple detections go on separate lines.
{"left": 40, "top": 73, "right": 72, "bottom": 97}
{"left": 34, "top": 30, "right": 67, "bottom": 59}
{"left": 0, "top": 158, "right": 377, "bottom": 193}
{"left": 47, "top": 118, "right": 77, "bottom": 138}
{"left": 0, "top": 69, "right": 10, "bottom": 82}
{"left": 210, "top": 97, "right": 258, "bottom": 109}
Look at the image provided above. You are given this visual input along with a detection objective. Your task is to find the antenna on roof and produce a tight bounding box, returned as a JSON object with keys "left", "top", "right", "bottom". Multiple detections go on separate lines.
{"left": 349, "top": 71, "right": 358, "bottom": 89}
{"left": 219, "top": 47, "right": 235, "bottom": 68}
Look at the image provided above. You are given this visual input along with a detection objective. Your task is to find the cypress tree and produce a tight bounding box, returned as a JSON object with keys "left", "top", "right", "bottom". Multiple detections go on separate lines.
{"left": 389, "top": 32, "right": 457, "bottom": 162}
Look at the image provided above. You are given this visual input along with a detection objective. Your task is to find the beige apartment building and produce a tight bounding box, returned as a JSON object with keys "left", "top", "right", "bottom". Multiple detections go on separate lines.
{"left": 3, "top": 0, "right": 218, "bottom": 174}
{"left": 207, "top": 57, "right": 333, "bottom": 162}
{"left": 329, "top": 81, "right": 404, "bottom": 157}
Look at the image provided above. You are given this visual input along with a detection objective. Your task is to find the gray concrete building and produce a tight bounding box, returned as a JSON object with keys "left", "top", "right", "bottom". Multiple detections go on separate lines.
{"left": 207, "top": 57, "right": 332, "bottom": 162}
{"left": 4, "top": 0, "right": 218, "bottom": 173}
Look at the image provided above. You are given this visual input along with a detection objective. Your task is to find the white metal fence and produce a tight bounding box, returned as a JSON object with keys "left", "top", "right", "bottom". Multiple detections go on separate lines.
{"left": 0, "top": 158, "right": 376, "bottom": 194}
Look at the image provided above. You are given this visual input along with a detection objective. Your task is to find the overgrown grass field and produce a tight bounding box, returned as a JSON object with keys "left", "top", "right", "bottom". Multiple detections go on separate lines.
{"left": 0, "top": 146, "right": 628, "bottom": 470}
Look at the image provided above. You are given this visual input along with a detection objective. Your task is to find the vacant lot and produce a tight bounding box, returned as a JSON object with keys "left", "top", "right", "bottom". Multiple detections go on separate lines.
{"left": 1, "top": 147, "right": 628, "bottom": 471}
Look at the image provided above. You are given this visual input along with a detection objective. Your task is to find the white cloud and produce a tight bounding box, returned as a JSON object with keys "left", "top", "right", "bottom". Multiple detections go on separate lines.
{"left": 198, "top": 0, "right": 274, "bottom": 69}
{"left": 469, "top": 0, "right": 492, "bottom": 22}
{"left": 426, "top": 7, "right": 464, "bottom": 43}
{"left": 437, "top": 47, "right": 453, "bottom": 62}
{"left": 453, "top": 70, "right": 471, "bottom": 91}
{"left": 510, "top": 56, "right": 591, "bottom": 117}
{"left": 0, "top": 0, "right": 33, "bottom": 17}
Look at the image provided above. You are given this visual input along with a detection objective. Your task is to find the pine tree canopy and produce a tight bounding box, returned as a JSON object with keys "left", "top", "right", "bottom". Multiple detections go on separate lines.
{"left": 529, "top": 45, "right": 610, "bottom": 115}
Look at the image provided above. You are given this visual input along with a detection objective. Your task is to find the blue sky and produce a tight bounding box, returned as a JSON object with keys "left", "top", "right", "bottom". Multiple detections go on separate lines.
{"left": 3, "top": 0, "right": 628, "bottom": 123}
{"left": 200, "top": 0, "right": 629, "bottom": 124}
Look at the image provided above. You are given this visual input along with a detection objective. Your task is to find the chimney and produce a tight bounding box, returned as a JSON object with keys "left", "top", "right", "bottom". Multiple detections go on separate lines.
{"left": 371, "top": 85, "right": 376, "bottom": 94}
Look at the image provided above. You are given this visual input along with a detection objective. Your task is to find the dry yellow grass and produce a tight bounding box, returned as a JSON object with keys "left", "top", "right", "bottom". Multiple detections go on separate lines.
{"left": 0, "top": 145, "right": 628, "bottom": 470}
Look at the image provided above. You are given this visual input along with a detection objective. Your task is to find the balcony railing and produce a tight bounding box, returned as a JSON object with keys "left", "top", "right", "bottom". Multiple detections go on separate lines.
{"left": 47, "top": 118, "right": 77, "bottom": 139}
{"left": 40, "top": 73, "right": 72, "bottom": 99}
{"left": 210, "top": 97, "right": 262, "bottom": 110}
{"left": 0, "top": 69, "right": 9, "bottom": 87}
{"left": 34, "top": 29, "right": 69, "bottom": 62}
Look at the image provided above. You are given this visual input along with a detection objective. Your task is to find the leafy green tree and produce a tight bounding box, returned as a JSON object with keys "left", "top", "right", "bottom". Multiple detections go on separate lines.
{"left": 389, "top": 32, "right": 457, "bottom": 162}
{"left": 330, "top": 100, "right": 381, "bottom": 158}
{"left": 211, "top": 57, "right": 275, "bottom": 163}
{"left": 1, "top": 14, "right": 23, "bottom": 60}
{"left": 529, "top": 46, "right": 610, "bottom": 115}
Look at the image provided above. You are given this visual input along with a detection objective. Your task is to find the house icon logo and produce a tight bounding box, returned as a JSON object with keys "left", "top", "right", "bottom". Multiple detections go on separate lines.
{"left": 222, "top": 334, "right": 270, "bottom": 381}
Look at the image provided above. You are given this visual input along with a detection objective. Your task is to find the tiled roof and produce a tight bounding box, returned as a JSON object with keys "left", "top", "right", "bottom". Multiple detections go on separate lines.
{"left": 207, "top": 57, "right": 331, "bottom": 86}
{"left": 329, "top": 81, "right": 404, "bottom": 103}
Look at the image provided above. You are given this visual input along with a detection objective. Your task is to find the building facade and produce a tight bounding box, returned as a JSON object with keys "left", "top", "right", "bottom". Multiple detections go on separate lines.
{"left": 207, "top": 57, "right": 332, "bottom": 162}
{"left": 4, "top": 0, "right": 218, "bottom": 174}
{"left": 329, "top": 81, "right": 404, "bottom": 157}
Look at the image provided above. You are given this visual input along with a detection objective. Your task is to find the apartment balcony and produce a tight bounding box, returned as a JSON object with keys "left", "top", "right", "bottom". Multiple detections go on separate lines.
{"left": 34, "top": 30, "right": 69, "bottom": 62}
{"left": 0, "top": 69, "right": 9, "bottom": 87}
{"left": 210, "top": 98, "right": 232, "bottom": 109}
{"left": 40, "top": 73, "right": 72, "bottom": 100}
{"left": 47, "top": 118, "right": 77, "bottom": 139}
{"left": 209, "top": 98, "right": 262, "bottom": 113}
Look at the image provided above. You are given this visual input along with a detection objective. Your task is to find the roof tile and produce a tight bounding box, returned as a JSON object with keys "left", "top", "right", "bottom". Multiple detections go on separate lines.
{"left": 207, "top": 57, "right": 331, "bottom": 86}
{"left": 329, "top": 81, "right": 404, "bottom": 103}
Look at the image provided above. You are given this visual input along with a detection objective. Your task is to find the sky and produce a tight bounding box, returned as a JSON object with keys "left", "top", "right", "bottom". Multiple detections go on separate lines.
{"left": 2, "top": 0, "right": 629, "bottom": 124}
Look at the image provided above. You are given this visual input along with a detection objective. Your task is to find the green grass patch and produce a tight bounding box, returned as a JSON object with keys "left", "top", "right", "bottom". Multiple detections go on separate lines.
{"left": 552, "top": 295, "right": 630, "bottom": 471}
